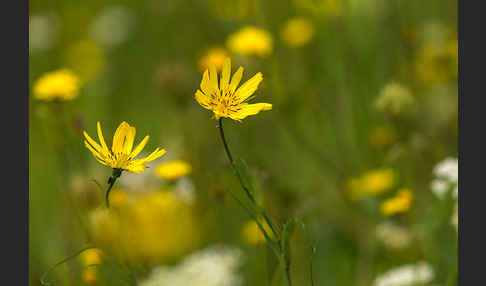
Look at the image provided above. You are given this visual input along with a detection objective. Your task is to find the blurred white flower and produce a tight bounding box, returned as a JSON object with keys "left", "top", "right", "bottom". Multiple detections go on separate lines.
{"left": 139, "top": 245, "right": 244, "bottom": 286}
{"left": 375, "top": 82, "right": 414, "bottom": 115}
{"left": 174, "top": 177, "right": 196, "bottom": 204}
{"left": 430, "top": 157, "right": 458, "bottom": 199}
{"left": 375, "top": 222, "right": 412, "bottom": 250}
{"left": 373, "top": 261, "right": 434, "bottom": 286}
{"left": 89, "top": 5, "right": 136, "bottom": 48}
{"left": 29, "top": 12, "right": 60, "bottom": 53}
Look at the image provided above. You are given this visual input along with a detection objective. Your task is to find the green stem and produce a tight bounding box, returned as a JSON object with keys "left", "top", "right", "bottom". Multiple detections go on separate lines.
{"left": 106, "top": 168, "right": 122, "bottom": 208}
{"left": 41, "top": 246, "right": 97, "bottom": 285}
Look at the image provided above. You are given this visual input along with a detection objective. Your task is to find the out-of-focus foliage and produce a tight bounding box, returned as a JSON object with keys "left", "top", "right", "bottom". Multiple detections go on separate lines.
{"left": 29, "top": 0, "right": 457, "bottom": 285}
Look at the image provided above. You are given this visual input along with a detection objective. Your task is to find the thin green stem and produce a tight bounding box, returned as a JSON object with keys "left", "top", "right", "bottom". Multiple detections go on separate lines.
{"left": 106, "top": 168, "right": 122, "bottom": 208}
{"left": 41, "top": 246, "right": 97, "bottom": 285}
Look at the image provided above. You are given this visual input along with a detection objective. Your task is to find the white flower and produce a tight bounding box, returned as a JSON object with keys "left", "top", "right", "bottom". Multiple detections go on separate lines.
{"left": 375, "top": 222, "right": 412, "bottom": 250}
{"left": 430, "top": 157, "right": 458, "bottom": 199}
{"left": 29, "top": 12, "right": 60, "bottom": 53}
{"left": 174, "top": 177, "right": 196, "bottom": 204}
{"left": 139, "top": 245, "right": 243, "bottom": 286}
{"left": 433, "top": 157, "right": 458, "bottom": 183}
{"left": 89, "top": 5, "right": 136, "bottom": 48}
{"left": 373, "top": 261, "right": 434, "bottom": 286}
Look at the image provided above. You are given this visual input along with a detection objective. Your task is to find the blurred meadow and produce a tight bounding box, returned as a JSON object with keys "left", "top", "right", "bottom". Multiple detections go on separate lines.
{"left": 29, "top": 0, "right": 458, "bottom": 285}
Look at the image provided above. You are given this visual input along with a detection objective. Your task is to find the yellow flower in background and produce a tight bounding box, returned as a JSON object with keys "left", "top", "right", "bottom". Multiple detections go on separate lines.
{"left": 195, "top": 58, "right": 272, "bottom": 121}
{"left": 361, "top": 169, "right": 396, "bottom": 196}
{"left": 241, "top": 220, "right": 274, "bottom": 245}
{"left": 84, "top": 121, "right": 166, "bottom": 173}
{"left": 89, "top": 190, "right": 200, "bottom": 264}
{"left": 33, "top": 69, "right": 80, "bottom": 101}
{"left": 226, "top": 26, "right": 273, "bottom": 57}
{"left": 108, "top": 188, "right": 129, "bottom": 207}
{"left": 156, "top": 160, "right": 192, "bottom": 181}
{"left": 82, "top": 268, "right": 98, "bottom": 285}
{"left": 64, "top": 40, "right": 105, "bottom": 82}
{"left": 380, "top": 189, "right": 413, "bottom": 216}
{"left": 281, "top": 18, "right": 315, "bottom": 48}
{"left": 80, "top": 248, "right": 103, "bottom": 266}
{"left": 414, "top": 43, "right": 457, "bottom": 85}
{"left": 198, "top": 47, "right": 229, "bottom": 72}
{"left": 369, "top": 126, "right": 396, "bottom": 149}
{"left": 375, "top": 82, "right": 414, "bottom": 115}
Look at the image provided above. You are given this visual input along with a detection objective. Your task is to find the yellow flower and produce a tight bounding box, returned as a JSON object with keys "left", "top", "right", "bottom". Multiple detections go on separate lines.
{"left": 156, "top": 160, "right": 192, "bottom": 181}
{"left": 194, "top": 58, "right": 272, "bottom": 121}
{"left": 33, "top": 69, "right": 80, "bottom": 101}
{"left": 241, "top": 220, "right": 274, "bottom": 245}
{"left": 80, "top": 248, "right": 103, "bottom": 266}
{"left": 83, "top": 121, "right": 166, "bottom": 173}
{"left": 281, "top": 18, "right": 315, "bottom": 48}
{"left": 380, "top": 189, "right": 413, "bottom": 216}
{"left": 82, "top": 268, "right": 98, "bottom": 285}
{"left": 361, "top": 169, "right": 396, "bottom": 196}
{"left": 89, "top": 190, "right": 200, "bottom": 264}
{"left": 226, "top": 26, "right": 273, "bottom": 57}
{"left": 109, "top": 188, "right": 129, "bottom": 207}
{"left": 414, "top": 43, "right": 457, "bottom": 85}
{"left": 198, "top": 47, "right": 229, "bottom": 72}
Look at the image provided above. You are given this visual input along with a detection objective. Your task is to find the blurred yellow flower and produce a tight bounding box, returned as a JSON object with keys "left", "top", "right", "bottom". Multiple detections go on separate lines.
{"left": 82, "top": 268, "right": 98, "bottom": 285}
{"left": 369, "top": 126, "right": 396, "bottom": 149}
{"left": 281, "top": 18, "right": 315, "bottom": 48}
{"left": 156, "top": 160, "right": 192, "bottom": 181}
{"left": 226, "top": 26, "right": 273, "bottom": 57}
{"left": 64, "top": 40, "right": 105, "bottom": 82}
{"left": 198, "top": 47, "right": 229, "bottom": 72}
{"left": 80, "top": 248, "right": 103, "bottom": 266}
{"left": 195, "top": 58, "right": 272, "bottom": 121}
{"left": 380, "top": 189, "right": 413, "bottom": 216}
{"left": 241, "top": 220, "right": 274, "bottom": 245}
{"left": 414, "top": 42, "right": 457, "bottom": 85}
{"left": 361, "top": 169, "right": 396, "bottom": 196}
{"left": 89, "top": 191, "right": 200, "bottom": 264}
{"left": 108, "top": 188, "right": 129, "bottom": 207}
{"left": 375, "top": 82, "right": 414, "bottom": 115}
{"left": 33, "top": 69, "right": 80, "bottom": 101}
{"left": 84, "top": 121, "right": 166, "bottom": 173}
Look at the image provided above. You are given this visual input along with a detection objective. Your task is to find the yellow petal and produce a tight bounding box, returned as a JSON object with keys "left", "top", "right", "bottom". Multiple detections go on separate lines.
{"left": 200, "top": 69, "right": 210, "bottom": 95}
{"left": 195, "top": 90, "right": 212, "bottom": 109}
{"left": 126, "top": 162, "right": 146, "bottom": 173}
{"left": 209, "top": 64, "right": 219, "bottom": 95}
{"left": 122, "top": 125, "right": 136, "bottom": 154}
{"left": 83, "top": 131, "right": 102, "bottom": 153}
{"left": 84, "top": 140, "right": 105, "bottom": 162}
{"left": 130, "top": 135, "right": 149, "bottom": 158}
{"left": 234, "top": 72, "right": 263, "bottom": 103}
{"left": 96, "top": 122, "right": 110, "bottom": 154}
{"left": 112, "top": 122, "right": 129, "bottom": 154}
{"left": 229, "top": 66, "right": 244, "bottom": 94}
{"left": 220, "top": 58, "right": 231, "bottom": 93}
{"left": 229, "top": 103, "right": 272, "bottom": 121}
{"left": 143, "top": 148, "right": 167, "bottom": 162}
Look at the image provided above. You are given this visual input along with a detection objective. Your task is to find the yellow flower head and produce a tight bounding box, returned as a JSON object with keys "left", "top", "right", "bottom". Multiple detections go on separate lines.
{"left": 156, "top": 160, "right": 192, "bottom": 181}
{"left": 198, "top": 47, "right": 229, "bottom": 72}
{"left": 84, "top": 121, "right": 166, "bottom": 173}
{"left": 361, "top": 168, "right": 396, "bottom": 196}
{"left": 380, "top": 188, "right": 413, "bottom": 216}
{"left": 80, "top": 248, "right": 103, "bottom": 266}
{"left": 414, "top": 43, "right": 457, "bottom": 85}
{"left": 226, "top": 26, "right": 273, "bottom": 57}
{"left": 33, "top": 69, "right": 80, "bottom": 101}
{"left": 89, "top": 191, "right": 200, "bottom": 264}
{"left": 82, "top": 268, "right": 98, "bottom": 285}
{"left": 241, "top": 220, "right": 274, "bottom": 245}
{"left": 281, "top": 18, "right": 315, "bottom": 48}
{"left": 195, "top": 58, "right": 272, "bottom": 121}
